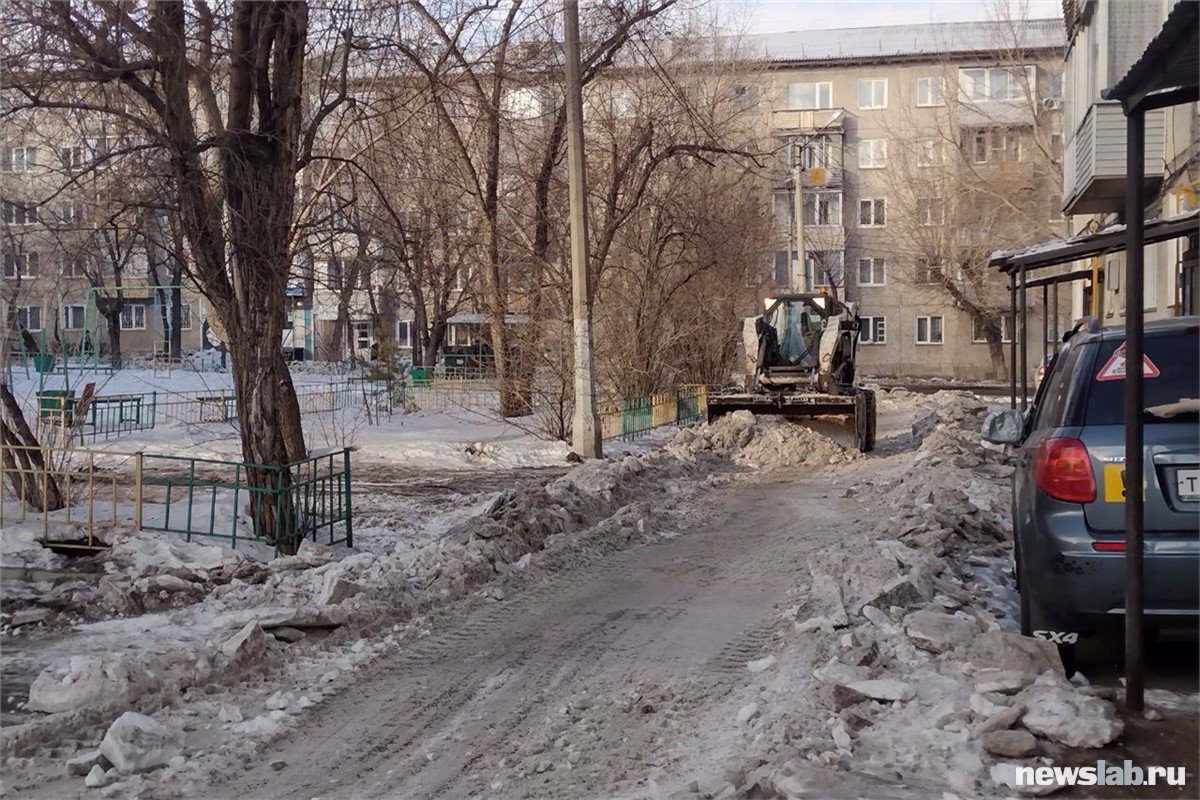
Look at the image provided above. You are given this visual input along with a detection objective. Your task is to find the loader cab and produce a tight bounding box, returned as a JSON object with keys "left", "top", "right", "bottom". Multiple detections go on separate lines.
{"left": 758, "top": 294, "right": 841, "bottom": 370}
{"left": 755, "top": 293, "right": 860, "bottom": 394}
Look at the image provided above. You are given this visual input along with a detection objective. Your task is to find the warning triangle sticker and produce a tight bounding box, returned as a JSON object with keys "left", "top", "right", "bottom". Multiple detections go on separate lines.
{"left": 1096, "top": 343, "right": 1161, "bottom": 381}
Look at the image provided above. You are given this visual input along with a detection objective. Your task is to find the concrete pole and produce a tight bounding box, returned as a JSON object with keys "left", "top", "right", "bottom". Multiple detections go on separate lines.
{"left": 793, "top": 162, "right": 806, "bottom": 290}
{"left": 564, "top": 0, "right": 600, "bottom": 458}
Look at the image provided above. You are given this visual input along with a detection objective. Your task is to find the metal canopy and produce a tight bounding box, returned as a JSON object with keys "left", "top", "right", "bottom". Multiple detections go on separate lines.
{"left": 1022, "top": 267, "right": 1095, "bottom": 289}
{"left": 989, "top": 210, "right": 1200, "bottom": 274}
{"left": 1103, "top": 0, "right": 1200, "bottom": 114}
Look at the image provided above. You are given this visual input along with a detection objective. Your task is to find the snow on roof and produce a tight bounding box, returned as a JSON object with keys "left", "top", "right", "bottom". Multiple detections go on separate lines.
{"left": 745, "top": 18, "right": 1065, "bottom": 64}
{"left": 990, "top": 209, "right": 1199, "bottom": 266}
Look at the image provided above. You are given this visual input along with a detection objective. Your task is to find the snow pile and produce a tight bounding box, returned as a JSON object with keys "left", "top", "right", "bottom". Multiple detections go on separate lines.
{"left": 700, "top": 392, "right": 1125, "bottom": 800}
{"left": 0, "top": 526, "right": 65, "bottom": 571}
{"left": 669, "top": 410, "right": 854, "bottom": 468}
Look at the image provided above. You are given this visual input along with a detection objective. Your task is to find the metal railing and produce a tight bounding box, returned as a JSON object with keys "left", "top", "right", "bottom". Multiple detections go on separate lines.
{"left": 139, "top": 448, "right": 353, "bottom": 553}
{"left": 600, "top": 385, "right": 708, "bottom": 442}
{"left": 0, "top": 443, "right": 142, "bottom": 550}
{"left": 156, "top": 380, "right": 405, "bottom": 425}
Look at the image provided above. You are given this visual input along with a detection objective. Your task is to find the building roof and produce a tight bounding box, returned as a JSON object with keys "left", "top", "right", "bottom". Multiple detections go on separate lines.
{"left": 744, "top": 18, "right": 1065, "bottom": 66}
{"left": 1103, "top": 0, "right": 1199, "bottom": 113}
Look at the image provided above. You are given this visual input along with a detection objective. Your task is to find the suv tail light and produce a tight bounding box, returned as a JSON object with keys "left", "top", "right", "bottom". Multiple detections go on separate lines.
{"left": 1034, "top": 437, "right": 1097, "bottom": 503}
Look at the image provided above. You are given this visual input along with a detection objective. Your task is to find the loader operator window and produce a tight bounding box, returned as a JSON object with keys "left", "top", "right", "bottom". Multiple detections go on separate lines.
{"left": 771, "top": 300, "right": 819, "bottom": 367}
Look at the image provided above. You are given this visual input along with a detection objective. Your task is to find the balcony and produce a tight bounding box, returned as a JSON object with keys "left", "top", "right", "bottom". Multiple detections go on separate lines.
{"left": 770, "top": 107, "right": 846, "bottom": 133}
{"left": 1062, "top": 101, "right": 1165, "bottom": 215}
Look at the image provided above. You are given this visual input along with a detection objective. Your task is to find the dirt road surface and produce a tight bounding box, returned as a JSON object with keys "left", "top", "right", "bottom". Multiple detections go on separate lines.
{"left": 209, "top": 470, "right": 868, "bottom": 800}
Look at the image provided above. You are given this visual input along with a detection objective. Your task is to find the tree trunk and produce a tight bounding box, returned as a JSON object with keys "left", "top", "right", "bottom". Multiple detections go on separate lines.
{"left": 0, "top": 382, "right": 64, "bottom": 512}
{"left": 105, "top": 313, "right": 122, "bottom": 369}
{"left": 170, "top": 286, "right": 183, "bottom": 360}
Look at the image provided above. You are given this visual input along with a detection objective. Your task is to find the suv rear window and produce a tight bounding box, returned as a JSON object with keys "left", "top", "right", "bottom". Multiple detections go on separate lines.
{"left": 1084, "top": 327, "right": 1199, "bottom": 425}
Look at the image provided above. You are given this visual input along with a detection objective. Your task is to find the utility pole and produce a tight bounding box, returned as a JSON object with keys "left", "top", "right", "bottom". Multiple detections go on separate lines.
{"left": 564, "top": 0, "right": 600, "bottom": 458}
{"left": 792, "top": 147, "right": 806, "bottom": 291}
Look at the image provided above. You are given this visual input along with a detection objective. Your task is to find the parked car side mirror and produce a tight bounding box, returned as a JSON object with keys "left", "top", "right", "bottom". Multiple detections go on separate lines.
{"left": 982, "top": 408, "right": 1025, "bottom": 445}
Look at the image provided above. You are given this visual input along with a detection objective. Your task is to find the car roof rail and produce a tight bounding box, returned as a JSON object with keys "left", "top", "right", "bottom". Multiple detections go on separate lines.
{"left": 1064, "top": 316, "right": 1101, "bottom": 342}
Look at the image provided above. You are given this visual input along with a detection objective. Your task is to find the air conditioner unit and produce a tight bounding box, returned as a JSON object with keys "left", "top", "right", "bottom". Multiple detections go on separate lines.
{"left": 1042, "top": 97, "right": 1062, "bottom": 111}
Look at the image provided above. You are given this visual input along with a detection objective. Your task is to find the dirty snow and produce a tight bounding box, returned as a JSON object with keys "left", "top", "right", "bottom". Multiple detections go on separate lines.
{"left": 0, "top": 389, "right": 1150, "bottom": 799}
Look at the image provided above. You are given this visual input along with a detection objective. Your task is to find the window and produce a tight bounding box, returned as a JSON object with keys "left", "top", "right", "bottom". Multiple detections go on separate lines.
{"left": 772, "top": 190, "right": 795, "bottom": 230}
{"left": 969, "top": 128, "right": 1022, "bottom": 163}
{"left": 959, "top": 66, "right": 1036, "bottom": 102}
{"left": 915, "top": 315, "right": 944, "bottom": 344}
{"left": 858, "top": 257, "right": 886, "bottom": 286}
{"left": 63, "top": 257, "right": 88, "bottom": 278}
{"left": 179, "top": 302, "right": 192, "bottom": 330}
{"left": 859, "top": 198, "right": 886, "bottom": 227}
{"left": 802, "top": 192, "right": 841, "bottom": 226}
{"left": 916, "top": 138, "right": 942, "bottom": 167}
{"left": 1049, "top": 132, "right": 1063, "bottom": 163}
{"left": 916, "top": 198, "right": 944, "bottom": 226}
{"left": 63, "top": 305, "right": 86, "bottom": 330}
{"left": 1, "top": 145, "right": 37, "bottom": 173}
{"left": 120, "top": 304, "right": 146, "bottom": 330}
{"left": 773, "top": 251, "right": 795, "bottom": 285}
{"left": 786, "top": 81, "right": 832, "bottom": 110}
{"left": 1045, "top": 70, "right": 1064, "bottom": 100}
{"left": 797, "top": 134, "right": 836, "bottom": 170}
{"left": 352, "top": 321, "right": 371, "bottom": 351}
{"left": 728, "top": 84, "right": 761, "bottom": 110}
{"left": 60, "top": 146, "right": 84, "bottom": 172}
{"left": 15, "top": 305, "right": 42, "bottom": 331}
{"left": 971, "top": 314, "right": 1018, "bottom": 343}
{"left": 396, "top": 319, "right": 412, "bottom": 349}
{"left": 325, "top": 259, "right": 344, "bottom": 288}
{"left": 2, "top": 200, "right": 39, "bottom": 225}
{"left": 58, "top": 201, "right": 83, "bottom": 224}
{"left": 857, "top": 78, "right": 887, "bottom": 110}
{"left": 3, "top": 251, "right": 37, "bottom": 278}
{"left": 858, "top": 139, "right": 887, "bottom": 169}
{"left": 805, "top": 251, "right": 843, "bottom": 289}
{"left": 859, "top": 316, "right": 886, "bottom": 344}
{"left": 915, "top": 257, "right": 945, "bottom": 283}
{"left": 917, "top": 76, "right": 945, "bottom": 107}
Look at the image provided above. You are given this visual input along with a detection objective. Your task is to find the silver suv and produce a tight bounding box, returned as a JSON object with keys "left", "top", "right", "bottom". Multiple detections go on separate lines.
{"left": 984, "top": 317, "right": 1199, "bottom": 669}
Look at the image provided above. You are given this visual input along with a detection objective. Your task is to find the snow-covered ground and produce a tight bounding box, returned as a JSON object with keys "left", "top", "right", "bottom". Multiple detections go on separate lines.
{"left": 1, "top": 389, "right": 1195, "bottom": 799}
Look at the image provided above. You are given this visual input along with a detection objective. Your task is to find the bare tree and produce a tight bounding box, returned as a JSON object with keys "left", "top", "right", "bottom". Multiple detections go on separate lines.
{"left": 874, "top": 17, "right": 1066, "bottom": 377}
{"left": 1, "top": 1, "right": 385, "bottom": 548}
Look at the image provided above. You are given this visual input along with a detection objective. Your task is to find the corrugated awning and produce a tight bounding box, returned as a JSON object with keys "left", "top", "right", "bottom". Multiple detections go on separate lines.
{"left": 1102, "top": 0, "right": 1199, "bottom": 113}
{"left": 989, "top": 210, "right": 1199, "bottom": 275}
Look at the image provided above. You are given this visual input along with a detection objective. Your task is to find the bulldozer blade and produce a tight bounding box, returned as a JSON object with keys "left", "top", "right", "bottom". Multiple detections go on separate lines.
{"left": 706, "top": 393, "right": 857, "bottom": 423}
{"left": 707, "top": 390, "right": 877, "bottom": 453}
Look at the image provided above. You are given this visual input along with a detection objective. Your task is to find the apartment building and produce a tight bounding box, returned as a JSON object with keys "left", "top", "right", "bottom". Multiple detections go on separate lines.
{"left": 1061, "top": 0, "right": 1198, "bottom": 319}
{"left": 748, "top": 18, "right": 1070, "bottom": 380}
{"left": 1, "top": 99, "right": 203, "bottom": 362}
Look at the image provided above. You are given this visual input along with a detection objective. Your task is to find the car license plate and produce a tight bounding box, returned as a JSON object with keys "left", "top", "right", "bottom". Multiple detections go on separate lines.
{"left": 1177, "top": 469, "right": 1200, "bottom": 501}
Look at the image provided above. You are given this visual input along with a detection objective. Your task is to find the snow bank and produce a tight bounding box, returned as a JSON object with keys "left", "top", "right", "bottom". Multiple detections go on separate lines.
{"left": 668, "top": 410, "right": 854, "bottom": 468}
{"left": 696, "top": 391, "right": 1125, "bottom": 800}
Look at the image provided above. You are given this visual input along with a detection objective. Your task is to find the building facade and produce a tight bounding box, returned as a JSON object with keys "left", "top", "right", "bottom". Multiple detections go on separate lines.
{"left": 747, "top": 18, "right": 1070, "bottom": 381}
{"left": 1061, "top": 0, "right": 1198, "bottom": 320}
{"left": 1, "top": 99, "right": 203, "bottom": 363}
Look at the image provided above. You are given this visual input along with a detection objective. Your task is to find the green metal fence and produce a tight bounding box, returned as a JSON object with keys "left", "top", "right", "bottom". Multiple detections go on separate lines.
{"left": 84, "top": 392, "right": 157, "bottom": 441}
{"left": 156, "top": 380, "right": 405, "bottom": 425}
{"left": 599, "top": 385, "right": 708, "bottom": 442}
{"left": 139, "top": 448, "right": 353, "bottom": 553}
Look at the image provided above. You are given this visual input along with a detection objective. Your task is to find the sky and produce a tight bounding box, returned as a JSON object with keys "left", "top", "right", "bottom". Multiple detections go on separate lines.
{"left": 722, "top": 0, "right": 1063, "bottom": 34}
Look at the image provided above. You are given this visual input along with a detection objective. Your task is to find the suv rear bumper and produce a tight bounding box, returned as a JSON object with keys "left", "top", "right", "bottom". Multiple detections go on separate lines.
{"left": 1020, "top": 511, "right": 1200, "bottom": 632}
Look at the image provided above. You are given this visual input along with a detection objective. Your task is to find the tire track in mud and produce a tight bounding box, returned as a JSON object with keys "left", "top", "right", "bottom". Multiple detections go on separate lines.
{"left": 209, "top": 474, "right": 871, "bottom": 800}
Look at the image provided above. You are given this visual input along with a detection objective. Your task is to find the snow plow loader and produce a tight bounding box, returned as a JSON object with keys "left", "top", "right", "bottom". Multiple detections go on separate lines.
{"left": 707, "top": 293, "right": 877, "bottom": 452}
